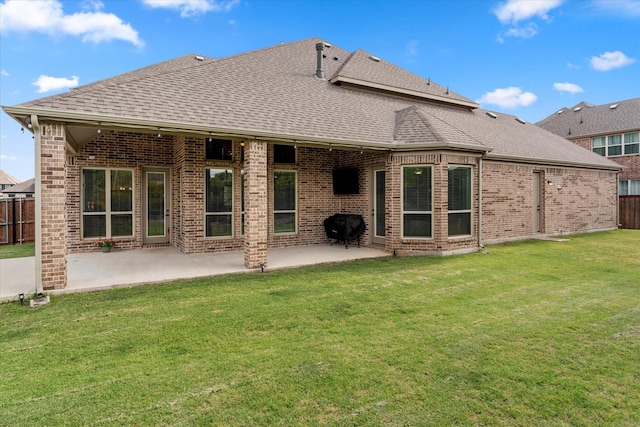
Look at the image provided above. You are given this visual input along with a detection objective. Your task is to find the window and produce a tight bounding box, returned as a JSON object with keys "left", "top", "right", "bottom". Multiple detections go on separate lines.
{"left": 592, "top": 136, "right": 606, "bottom": 156}
{"left": 448, "top": 166, "right": 472, "bottom": 236}
{"left": 592, "top": 133, "right": 639, "bottom": 157}
{"left": 205, "top": 168, "right": 233, "bottom": 237}
{"left": 274, "top": 144, "right": 296, "bottom": 164}
{"left": 624, "top": 132, "right": 639, "bottom": 155}
{"left": 241, "top": 169, "right": 245, "bottom": 235}
{"left": 402, "top": 166, "right": 432, "bottom": 238}
{"left": 619, "top": 179, "right": 640, "bottom": 195}
{"left": 82, "top": 168, "right": 133, "bottom": 238}
{"left": 205, "top": 138, "right": 233, "bottom": 161}
{"left": 274, "top": 170, "right": 296, "bottom": 233}
{"left": 607, "top": 134, "right": 622, "bottom": 156}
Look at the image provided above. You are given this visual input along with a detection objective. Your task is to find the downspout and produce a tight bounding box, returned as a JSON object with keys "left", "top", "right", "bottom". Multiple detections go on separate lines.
{"left": 478, "top": 155, "right": 484, "bottom": 248}
{"left": 31, "top": 114, "right": 44, "bottom": 295}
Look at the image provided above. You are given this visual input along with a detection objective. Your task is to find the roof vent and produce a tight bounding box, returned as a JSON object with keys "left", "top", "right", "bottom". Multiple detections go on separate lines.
{"left": 369, "top": 55, "right": 380, "bottom": 62}
{"left": 195, "top": 55, "right": 204, "bottom": 61}
{"left": 515, "top": 117, "right": 526, "bottom": 124}
{"left": 557, "top": 109, "right": 564, "bottom": 114}
{"left": 315, "top": 42, "right": 332, "bottom": 79}
{"left": 574, "top": 106, "right": 581, "bottom": 112}
{"left": 486, "top": 112, "right": 497, "bottom": 119}
{"left": 610, "top": 104, "right": 618, "bottom": 109}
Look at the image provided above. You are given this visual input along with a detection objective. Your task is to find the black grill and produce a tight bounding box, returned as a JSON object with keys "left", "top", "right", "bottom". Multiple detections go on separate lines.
{"left": 323, "top": 214, "right": 366, "bottom": 249}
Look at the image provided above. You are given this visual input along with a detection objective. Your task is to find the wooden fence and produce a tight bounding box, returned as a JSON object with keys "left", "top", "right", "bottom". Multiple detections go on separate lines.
{"left": 0, "top": 198, "right": 35, "bottom": 245}
{"left": 619, "top": 195, "right": 640, "bottom": 230}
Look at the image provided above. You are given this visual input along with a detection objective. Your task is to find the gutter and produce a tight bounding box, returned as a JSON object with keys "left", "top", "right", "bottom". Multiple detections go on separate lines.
{"left": 3, "top": 106, "right": 492, "bottom": 154}
{"left": 30, "top": 114, "right": 44, "bottom": 296}
{"left": 484, "top": 153, "right": 624, "bottom": 172}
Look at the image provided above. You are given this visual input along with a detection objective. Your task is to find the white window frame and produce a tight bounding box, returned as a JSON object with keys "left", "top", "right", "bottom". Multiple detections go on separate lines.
{"left": 619, "top": 179, "right": 640, "bottom": 196}
{"left": 81, "top": 167, "right": 135, "bottom": 239}
{"left": 448, "top": 165, "right": 473, "bottom": 238}
{"left": 273, "top": 169, "right": 297, "bottom": 234}
{"left": 205, "top": 168, "right": 234, "bottom": 238}
{"left": 624, "top": 132, "right": 639, "bottom": 155}
{"left": 592, "top": 132, "right": 640, "bottom": 157}
{"left": 401, "top": 165, "right": 433, "bottom": 239}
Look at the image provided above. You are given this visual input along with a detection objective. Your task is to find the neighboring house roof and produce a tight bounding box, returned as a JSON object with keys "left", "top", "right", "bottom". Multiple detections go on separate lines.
{"left": 536, "top": 97, "right": 640, "bottom": 139}
{"left": 2, "top": 37, "right": 621, "bottom": 171}
{"left": 4, "top": 178, "right": 35, "bottom": 194}
{"left": 0, "top": 170, "right": 21, "bottom": 186}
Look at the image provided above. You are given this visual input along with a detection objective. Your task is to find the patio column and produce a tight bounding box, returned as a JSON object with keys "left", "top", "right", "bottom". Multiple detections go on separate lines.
{"left": 244, "top": 139, "right": 268, "bottom": 269}
{"left": 33, "top": 117, "right": 67, "bottom": 290}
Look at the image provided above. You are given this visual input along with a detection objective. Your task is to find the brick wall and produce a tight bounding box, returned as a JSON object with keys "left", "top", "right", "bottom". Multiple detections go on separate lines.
{"left": 40, "top": 122, "right": 67, "bottom": 290}
{"left": 482, "top": 161, "right": 618, "bottom": 242}
{"left": 571, "top": 136, "right": 639, "bottom": 181}
{"left": 387, "top": 152, "right": 480, "bottom": 255}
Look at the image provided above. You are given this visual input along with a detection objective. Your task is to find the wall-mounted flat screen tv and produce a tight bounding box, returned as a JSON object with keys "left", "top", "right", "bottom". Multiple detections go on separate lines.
{"left": 332, "top": 168, "right": 359, "bottom": 195}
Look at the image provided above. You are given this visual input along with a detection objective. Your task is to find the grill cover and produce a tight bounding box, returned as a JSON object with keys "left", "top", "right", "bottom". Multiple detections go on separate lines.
{"left": 323, "top": 214, "right": 366, "bottom": 248}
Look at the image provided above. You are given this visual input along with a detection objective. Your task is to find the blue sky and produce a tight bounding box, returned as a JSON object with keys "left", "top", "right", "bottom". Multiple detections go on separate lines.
{"left": 1, "top": 0, "right": 639, "bottom": 182}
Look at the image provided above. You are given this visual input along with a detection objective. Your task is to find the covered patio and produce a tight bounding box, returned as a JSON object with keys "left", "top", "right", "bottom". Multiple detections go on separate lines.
{"left": 0, "top": 244, "right": 389, "bottom": 302}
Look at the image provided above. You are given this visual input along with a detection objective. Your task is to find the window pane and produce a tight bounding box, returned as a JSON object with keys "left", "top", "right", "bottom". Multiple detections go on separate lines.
{"left": 205, "top": 138, "right": 233, "bottom": 160}
{"left": 448, "top": 166, "right": 471, "bottom": 211}
{"left": 624, "top": 144, "right": 639, "bottom": 155}
{"left": 112, "top": 214, "right": 133, "bottom": 237}
{"left": 403, "top": 213, "right": 431, "bottom": 237}
{"left": 83, "top": 169, "right": 106, "bottom": 212}
{"left": 619, "top": 180, "right": 629, "bottom": 195}
{"left": 206, "top": 215, "right": 232, "bottom": 237}
{"left": 592, "top": 137, "right": 606, "bottom": 148}
{"left": 274, "top": 213, "right": 296, "bottom": 233}
{"left": 624, "top": 132, "right": 639, "bottom": 143}
{"left": 608, "top": 135, "right": 622, "bottom": 146}
{"left": 274, "top": 144, "right": 296, "bottom": 164}
{"left": 111, "top": 170, "right": 132, "bottom": 212}
{"left": 83, "top": 215, "right": 106, "bottom": 238}
{"left": 449, "top": 212, "right": 471, "bottom": 236}
{"left": 403, "top": 167, "right": 432, "bottom": 211}
{"left": 206, "top": 169, "right": 233, "bottom": 213}
{"left": 593, "top": 147, "right": 605, "bottom": 156}
{"left": 274, "top": 171, "right": 296, "bottom": 211}
{"left": 608, "top": 146, "right": 622, "bottom": 156}
{"left": 631, "top": 180, "right": 640, "bottom": 196}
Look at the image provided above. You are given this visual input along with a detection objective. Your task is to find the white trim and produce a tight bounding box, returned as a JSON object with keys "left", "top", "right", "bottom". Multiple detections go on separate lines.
{"left": 204, "top": 167, "right": 234, "bottom": 239}
{"left": 273, "top": 169, "right": 298, "bottom": 235}
{"left": 447, "top": 165, "right": 473, "bottom": 238}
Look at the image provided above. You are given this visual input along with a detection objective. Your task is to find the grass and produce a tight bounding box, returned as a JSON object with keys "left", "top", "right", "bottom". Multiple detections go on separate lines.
{"left": 1, "top": 230, "right": 639, "bottom": 426}
{"left": 0, "top": 243, "right": 35, "bottom": 259}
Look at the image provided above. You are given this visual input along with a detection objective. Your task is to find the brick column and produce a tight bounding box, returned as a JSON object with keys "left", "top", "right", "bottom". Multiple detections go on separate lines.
{"left": 38, "top": 121, "right": 67, "bottom": 290}
{"left": 244, "top": 140, "right": 268, "bottom": 268}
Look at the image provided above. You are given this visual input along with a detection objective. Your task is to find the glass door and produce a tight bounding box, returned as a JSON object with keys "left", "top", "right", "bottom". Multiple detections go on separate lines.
{"left": 143, "top": 168, "right": 170, "bottom": 244}
{"left": 372, "top": 168, "right": 386, "bottom": 245}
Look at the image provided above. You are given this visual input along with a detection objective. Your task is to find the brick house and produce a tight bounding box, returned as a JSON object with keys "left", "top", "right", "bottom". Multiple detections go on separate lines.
{"left": 2, "top": 38, "right": 622, "bottom": 291}
{"left": 536, "top": 97, "right": 640, "bottom": 195}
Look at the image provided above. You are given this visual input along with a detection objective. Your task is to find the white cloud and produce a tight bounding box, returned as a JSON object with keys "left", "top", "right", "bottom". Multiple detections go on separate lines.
{"left": 0, "top": 154, "right": 18, "bottom": 161}
{"left": 0, "top": 0, "right": 143, "bottom": 47}
{"left": 590, "top": 51, "right": 635, "bottom": 71}
{"left": 477, "top": 87, "right": 538, "bottom": 108}
{"left": 589, "top": 0, "right": 640, "bottom": 17}
{"left": 501, "top": 22, "right": 538, "bottom": 40}
{"left": 33, "top": 75, "right": 80, "bottom": 93}
{"left": 1, "top": 70, "right": 9, "bottom": 77}
{"left": 553, "top": 82, "right": 584, "bottom": 94}
{"left": 141, "top": 0, "right": 240, "bottom": 18}
{"left": 493, "top": 0, "right": 564, "bottom": 24}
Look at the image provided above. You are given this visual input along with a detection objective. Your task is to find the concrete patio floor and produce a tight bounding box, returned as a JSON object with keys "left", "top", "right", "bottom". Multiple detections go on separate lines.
{"left": 0, "top": 244, "right": 389, "bottom": 302}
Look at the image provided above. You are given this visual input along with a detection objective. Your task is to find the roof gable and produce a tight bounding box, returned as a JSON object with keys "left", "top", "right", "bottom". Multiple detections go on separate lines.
{"left": 536, "top": 97, "right": 640, "bottom": 138}
{"left": 330, "top": 49, "right": 478, "bottom": 109}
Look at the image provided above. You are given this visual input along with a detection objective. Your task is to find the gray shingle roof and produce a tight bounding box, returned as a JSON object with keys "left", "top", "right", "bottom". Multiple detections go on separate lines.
{"left": 536, "top": 97, "right": 640, "bottom": 139}
{"left": 3, "top": 178, "right": 35, "bottom": 194}
{"left": 3, "top": 37, "right": 620, "bottom": 170}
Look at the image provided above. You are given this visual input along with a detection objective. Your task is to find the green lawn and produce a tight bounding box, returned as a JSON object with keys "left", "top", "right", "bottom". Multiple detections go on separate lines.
{"left": 0, "top": 242, "right": 35, "bottom": 259}
{"left": 1, "top": 230, "right": 639, "bottom": 426}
